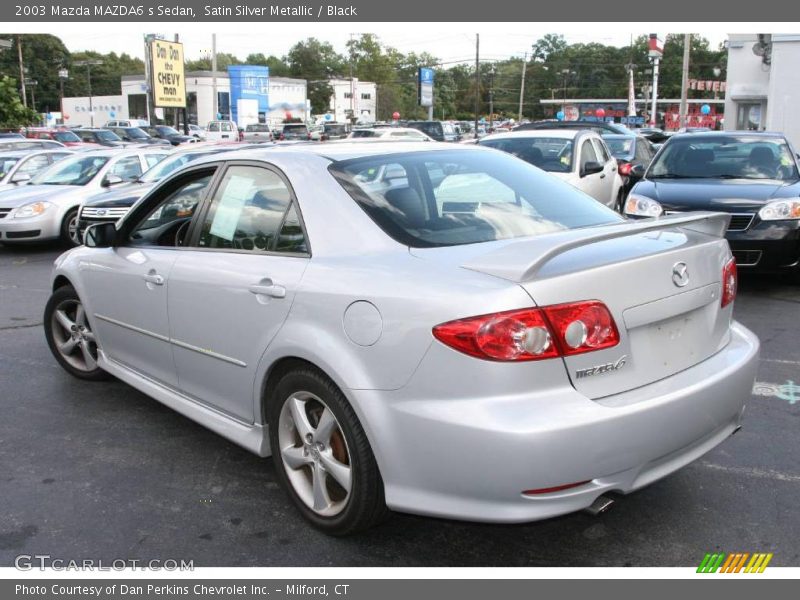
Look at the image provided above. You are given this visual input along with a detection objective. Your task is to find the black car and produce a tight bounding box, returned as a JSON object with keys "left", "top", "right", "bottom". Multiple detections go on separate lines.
{"left": 626, "top": 131, "right": 800, "bottom": 273}
{"left": 604, "top": 134, "right": 657, "bottom": 197}
{"left": 72, "top": 128, "right": 127, "bottom": 147}
{"left": 321, "top": 122, "right": 350, "bottom": 141}
{"left": 141, "top": 125, "right": 194, "bottom": 146}
{"left": 109, "top": 126, "right": 171, "bottom": 146}
{"left": 280, "top": 123, "right": 311, "bottom": 141}
{"left": 514, "top": 120, "right": 633, "bottom": 137}
{"left": 406, "top": 121, "right": 459, "bottom": 142}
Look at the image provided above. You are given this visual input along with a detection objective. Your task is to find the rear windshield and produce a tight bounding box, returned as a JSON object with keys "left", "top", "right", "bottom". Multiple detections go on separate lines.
{"left": 408, "top": 122, "right": 442, "bottom": 137}
{"left": 648, "top": 135, "right": 800, "bottom": 181}
{"left": 604, "top": 137, "right": 635, "bottom": 157}
{"left": 480, "top": 137, "right": 574, "bottom": 173}
{"left": 350, "top": 129, "right": 378, "bottom": 138}
{"left": 246, "top": 124, "right": 270, "bottom": 132}
{"left": 284, "top": 124, "right": 308, "bottom": 133}
{"left": 53, "top": 131, "right": 81, "bottom": 143}
{"left": 324, "top": 124, "right": 348, "bottom": 134}
{"left": 329, "top": 149, "right": 620, "bottom": 248}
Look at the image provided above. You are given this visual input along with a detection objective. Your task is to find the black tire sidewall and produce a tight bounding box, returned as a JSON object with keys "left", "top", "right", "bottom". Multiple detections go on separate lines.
{"left": 61, "top": 208, "right": 80, "bottom": 247}
{"left": 267, "top": 369, "right": 385, "bottom": 535}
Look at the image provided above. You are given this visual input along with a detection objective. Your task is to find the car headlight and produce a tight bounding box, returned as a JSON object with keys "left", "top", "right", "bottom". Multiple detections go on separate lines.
{"left": 13, "top": 201, "right": 53, "bottom": 219}
{"left": 625, "top": 193, "right": 663, "bottom": 217}
{"left": 758, "top": 200, "right": 800, "bottom": 221}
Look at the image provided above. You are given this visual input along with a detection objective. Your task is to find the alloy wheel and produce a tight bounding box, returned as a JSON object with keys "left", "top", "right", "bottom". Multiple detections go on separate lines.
{"left": 50, "top": 298, "right": 99, "bottom": 372}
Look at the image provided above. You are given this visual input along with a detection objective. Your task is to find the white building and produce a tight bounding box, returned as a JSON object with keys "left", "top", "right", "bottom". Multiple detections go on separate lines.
{"left": 119, "top": 71, "right": 307, "bottom": 128}
{"left": 328, "top": 78, "right": 377, "bottom": 123}
{"left": 61, "top": 95, "right": 127, "bottom": 127}
{"left": 725, "top": 34, "right": 800, "bottom": 146}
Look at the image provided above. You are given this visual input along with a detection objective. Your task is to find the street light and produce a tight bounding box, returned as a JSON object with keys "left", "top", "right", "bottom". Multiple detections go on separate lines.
{"left": 560, "top": 69, "right": 575, "bottom": 113}
{"left": 73, "top": 59, "right": 103, "bottom": 127}
{"left": 58, "top": 68, "right": 68, "bottom": 123}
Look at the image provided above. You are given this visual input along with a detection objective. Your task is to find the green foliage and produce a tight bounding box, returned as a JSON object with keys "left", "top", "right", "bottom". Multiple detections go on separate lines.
{"left": 0, "top": 75, "right": 41, "bottom": 128}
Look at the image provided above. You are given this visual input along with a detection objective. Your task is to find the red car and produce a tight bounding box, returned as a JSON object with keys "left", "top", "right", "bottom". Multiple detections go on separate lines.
{"left": 26, "top": 128, "right": 98, "bottom": 148}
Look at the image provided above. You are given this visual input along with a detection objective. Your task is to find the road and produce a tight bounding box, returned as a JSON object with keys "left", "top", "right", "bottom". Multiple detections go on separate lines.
{"left": 1, "top": 244, "right": 798, "bottom": 567}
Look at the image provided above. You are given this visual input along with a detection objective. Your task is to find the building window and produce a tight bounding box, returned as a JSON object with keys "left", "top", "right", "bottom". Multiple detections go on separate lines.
{"left": 344, "top": 92, "right": 353, "bottom": 99}
{"left": 736, "top": 102, "right": 763, "bottom": 131}
{"left": 361, "top": 93, "right": 371, "bottom": 100}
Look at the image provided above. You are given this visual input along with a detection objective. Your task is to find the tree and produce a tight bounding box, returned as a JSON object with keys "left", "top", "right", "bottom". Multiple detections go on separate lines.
{"left": 287, "top": 38, "right": 345, "bottom": 80}
{"left": 0, "top": 76, "right": 40, "bottom": 128}
{"left": 245, "top": 53, "right": 290, "bottom": 77}
{"left": 0, "top": 34, "right": 69, "bottom": 113}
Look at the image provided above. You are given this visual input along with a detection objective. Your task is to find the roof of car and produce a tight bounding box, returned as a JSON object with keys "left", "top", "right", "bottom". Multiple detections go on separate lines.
{"left": 667, "top": 130, "right": 788, "bottom": 141}
{"left": 481, "top": 129, "right": 594, "bottom": 141}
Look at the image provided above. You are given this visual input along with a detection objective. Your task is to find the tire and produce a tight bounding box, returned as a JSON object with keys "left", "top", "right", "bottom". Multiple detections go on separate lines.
{"left": 615, "top": 189, "right": 626, "bottom": 214}
{"left": 60, "top": 208, "right": 81, "bottom": 247}
{"left": 268, "top": 367, "right": 389, "bottom": 535}
{"left": 44, "top": 285, "right": 111, "bottom": 381}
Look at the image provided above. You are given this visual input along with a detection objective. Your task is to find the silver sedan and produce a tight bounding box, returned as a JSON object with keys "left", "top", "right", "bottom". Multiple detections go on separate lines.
{"left": 44, "top": 142, "right": 759, "bottom": 534}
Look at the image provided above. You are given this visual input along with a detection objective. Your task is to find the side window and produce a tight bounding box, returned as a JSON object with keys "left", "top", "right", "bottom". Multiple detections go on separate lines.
{"left": 129, "top": 173, "right": 214, "bottom": 246}
{"left": 275, "top": 202, "right": 308, "bottom": 254}
{"left": 144, "top": 154, "right": 164, "bottom": 169}
{"left": 592, "top": 139, "right": 611, "bottom": 163}
{"left": 221, "top": 122, "right": 233, "bottom": 132}
{"left": 208, "top": 122, "right": 220, "bottom": 132}
{"left": 110, "top": 156, "right": 143, "bottom": 181}
{"left": 634, "top": 141, "right": 650, "bottom": 162}
{"left": 37, "top": 132, "right": 50, "bottom": 139}
{"left": 16, "top": 154, "right": 51, "bottom": 176}
{"left": 580, "top": 140, "right": 599, "bottom": 169}
{"left": 197, "top": 165, "right": 304, "bottom": 253}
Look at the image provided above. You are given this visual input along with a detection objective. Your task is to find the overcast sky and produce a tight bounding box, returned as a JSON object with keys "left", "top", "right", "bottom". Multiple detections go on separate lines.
{"left": 48, "top": 23, "right": 731, "bottom": 65}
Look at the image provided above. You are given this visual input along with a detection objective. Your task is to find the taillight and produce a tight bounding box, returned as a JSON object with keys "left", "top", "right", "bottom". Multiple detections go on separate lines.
{"left": 618, "top": 161, "right": 632, "bottom": 176}
{"left": 432, "top": 301, "right": 619, "bottom": 362}
{"left": 279, "top": 133, "right": 285, "bottom": 140}
{"left": 721, "top": 257, "right": 737, "bottom": 308}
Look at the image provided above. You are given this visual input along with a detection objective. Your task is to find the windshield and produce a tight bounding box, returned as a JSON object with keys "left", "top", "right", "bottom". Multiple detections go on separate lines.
{"left": 648, "top": 135, "right": 800, "bottom": 180}
{"left": 604, "top": 137, "right": 635, "bottom": 157}
{"left": 157, "top": 126, "right": 180, "bottom": 136}
{"left": 329, "top": 149, "right": 620, "bottom": 248}
{"left": 126, "top": 128, "right": 150, "bottom": 139}
{"left": 95, "top": 130, "right": 121, "bottom": 142}
{"left": 139, "top": 151, "right": 220, "bottom": 183}
{"left": 31, "top": 154, "right": 109, "bottom": 186}
{"left": 480, "top": 137, "right": 574, "bottom": 173}
{"left": 53, "top": 131, "right": 81, "bottom": 143}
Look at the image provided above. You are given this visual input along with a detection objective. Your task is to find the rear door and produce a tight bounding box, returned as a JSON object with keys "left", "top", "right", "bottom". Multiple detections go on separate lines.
{"left": 166, "top": 162, "right": 309, "bottom": 422}
{"left": 591, "top": 138, "right": 617, "bottom": 207}
{"left": 576, "top": 138, "right": 606, "bottom": 202}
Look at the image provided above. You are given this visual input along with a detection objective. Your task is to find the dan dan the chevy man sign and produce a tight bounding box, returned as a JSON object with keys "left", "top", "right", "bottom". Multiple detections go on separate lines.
{"left": 151, "top": 39, "right": 186, "bottom": 108}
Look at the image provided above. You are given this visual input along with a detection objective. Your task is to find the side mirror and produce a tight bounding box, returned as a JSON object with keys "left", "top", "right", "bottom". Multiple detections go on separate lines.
{"left": 581, "top": 161, "right": 604, "bottom": 177}
{"left": 630, "top": 164, "right": 646, "bottom": 179}
{"left": 83, "top": 222, "right": 117, "bottom": 248}
{"left": 102, "top": 174, "right": 124, "bottom": 187}
{"left": 11, "top": 172, "right": 31, "bottom": 184}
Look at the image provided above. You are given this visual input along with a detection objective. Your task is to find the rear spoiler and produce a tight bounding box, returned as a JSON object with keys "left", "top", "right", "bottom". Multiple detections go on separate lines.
{"left": 462, "top": 212, "right": 731, "bottom": 282}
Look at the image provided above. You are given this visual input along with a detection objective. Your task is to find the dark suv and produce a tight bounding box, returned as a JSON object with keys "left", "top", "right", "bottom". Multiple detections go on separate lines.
{"left": 280, "top": 124, "right": 311, "bottom": 141}
{"left": 72, "top": 128, "right": 127, "bottom": 147}
{"left": 406, "top": 121, "right": 459, "bottom": 142}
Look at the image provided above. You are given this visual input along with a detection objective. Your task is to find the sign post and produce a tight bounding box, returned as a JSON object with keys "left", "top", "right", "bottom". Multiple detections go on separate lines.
{"left": 418, "top": 67, "right": 434, "bottom": 120}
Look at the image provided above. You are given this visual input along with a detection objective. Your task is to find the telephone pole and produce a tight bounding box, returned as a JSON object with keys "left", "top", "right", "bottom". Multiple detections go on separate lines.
{"left": 211, "top": 33, "right": 218, "bottom": 121}
{"left": 518, "top": 52, "right": 527, "bottom": 122}
{"left": 679, "top": 34, "right": 691, "bottom": 128}
{"left": 473, "top": 33, "right": 479, "bottom": 138}
{"left": 17, "top": 36, "right": 26, "bottom": 108}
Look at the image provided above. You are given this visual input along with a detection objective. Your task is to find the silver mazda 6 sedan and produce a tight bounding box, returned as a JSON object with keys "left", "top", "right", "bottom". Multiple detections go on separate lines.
{"left": 44, "top": 141, "right": 759, "bottom": 535}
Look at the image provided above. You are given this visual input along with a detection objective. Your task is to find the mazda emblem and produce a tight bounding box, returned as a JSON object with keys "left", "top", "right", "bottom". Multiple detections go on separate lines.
{"left": 672, "top": 262, "right": 689, "bottom": 287}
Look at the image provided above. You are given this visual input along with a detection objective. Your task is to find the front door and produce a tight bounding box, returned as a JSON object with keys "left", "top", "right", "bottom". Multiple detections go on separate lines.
{"left": 167, "top": 163, "right": 310, "bottom": 422}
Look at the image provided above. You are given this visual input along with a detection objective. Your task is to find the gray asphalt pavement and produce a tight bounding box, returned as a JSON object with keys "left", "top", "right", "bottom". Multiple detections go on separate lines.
{"left": 1, "top": 243, "right": 798, "bottom": 567}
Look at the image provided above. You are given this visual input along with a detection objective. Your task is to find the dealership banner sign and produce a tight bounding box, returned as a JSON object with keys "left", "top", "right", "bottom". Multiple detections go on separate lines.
{"left": 150, "top": 39, "right": 186, "bottom": 108}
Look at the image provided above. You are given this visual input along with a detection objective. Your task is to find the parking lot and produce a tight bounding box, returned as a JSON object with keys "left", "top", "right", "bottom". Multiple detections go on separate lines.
{"left": 1, "top": 242, "right": 798, "bottom": 568}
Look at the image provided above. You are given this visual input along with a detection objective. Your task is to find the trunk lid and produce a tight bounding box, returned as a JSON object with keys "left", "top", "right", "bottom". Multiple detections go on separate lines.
{"left": 458, "top": 213, "right": 734, "bottom": 399}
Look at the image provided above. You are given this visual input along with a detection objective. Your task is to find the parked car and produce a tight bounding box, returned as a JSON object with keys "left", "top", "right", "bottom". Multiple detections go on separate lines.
{"left": 25, "top": 128, "right": 87, "bottom": 147}
{"left": 515, "top": 120, "right": 633, "bottom": 137}
{"left": 0, "top": 149, "right": 74, "bottom": 192}
{"left": 637, "top": 127, "right": 670, "bottom": 144}
{"left": 108, "top": 127, "right": 172, "bottom": 146}
{"left": 308, "top": 125, "right": 323, "bottom": 141}
{"left": 0, "top": 132, "right": 25, "bottom": 139}
{"left": 44, "top": 141, "right": 758, "bottom": 534}
{"left": 72, "top": 128, "right": 127, "bottom": 148}
{"left": 349, "top": 127, "right": 433, "bottom": 141}
{"left": 626, "top": 131, "right": 800, "bottom": 273}
{"left": 0, "top": 138, "right": 67, "bottom": 151}
{"left": 480, "top": 130, "right": 624, "bottom": 209}
{"left": 406, "top": 120, "right": 459, "bottom": 142}
{"left": 205, "top": 120, "right": 239, "bottom": 142}
{"left": 140, "top": 125, "right": 195, "bottom": 146}
{"left": 280, "top": 123, "right": 311, "bottom": 141}
{"left": 604, "top": 134, "right": 657, "bottom": 202}
{"left": 0, "top": 148, "right": 169, "bottom": 246}
{"left": 242, "top": 123, "right": 274, "bottom": 143}
{"left": 321, "top": 122, "right": 350, "bottom": 141}
{"left": 105, "top": 119, "right": 149, "bottom": 128}
{"left": 188, "top": 124, "right": 207, "bottom": 140}
{"left": 76, "top": 145, "right": 245, "bottom": 239}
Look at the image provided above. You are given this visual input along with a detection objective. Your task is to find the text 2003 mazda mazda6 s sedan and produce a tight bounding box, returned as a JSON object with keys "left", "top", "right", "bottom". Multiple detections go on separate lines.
{"left": 44, "top": 142, "right": 759, "bottom": 535}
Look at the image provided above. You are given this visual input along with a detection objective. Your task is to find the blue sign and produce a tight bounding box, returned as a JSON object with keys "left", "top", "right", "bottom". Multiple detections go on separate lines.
{"left": 418, "top": 67, "right": 434, "bottom": 108}
{"left": 228, "top": 65, "right": 269, "bottom": 125}
{"left": 419, "top": 68, "right": 434, "bottom": 85}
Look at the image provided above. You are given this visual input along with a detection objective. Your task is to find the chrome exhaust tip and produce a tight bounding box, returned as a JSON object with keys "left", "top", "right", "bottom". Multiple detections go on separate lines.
{"left": 584, "top": 494, "right": 615, "bottom": 516}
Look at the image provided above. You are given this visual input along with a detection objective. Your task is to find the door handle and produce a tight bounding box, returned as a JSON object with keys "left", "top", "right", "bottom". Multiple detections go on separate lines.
{"left": 600, "top": 173, "right": 606, "bottom": 179}
{"left": 249, "top": 280, "right": 286, "bottom": 299}
{"left": 142, "top": 271, "right": 164, "bottom": 286}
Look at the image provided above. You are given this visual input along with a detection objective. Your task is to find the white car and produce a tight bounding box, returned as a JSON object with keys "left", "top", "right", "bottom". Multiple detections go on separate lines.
{"left": 0, "top": 149, "right": 74, "bottom": 192}
{"left": 350, "top": 127, "right": 433, "bottom": 141}
{"left": 480, "top": 130, "right": 624, "bottom": 210}
{"left": 188, "top": 125, "right": 207, "bottom": 140}
{"left": 205, "top": 120, "right": 239, "bottom": 142}
{"left": 105, "top": 119, "right": 149, "bottom": 128}
{"left": 0, "top": 147, "right": 170, "bottom": 246}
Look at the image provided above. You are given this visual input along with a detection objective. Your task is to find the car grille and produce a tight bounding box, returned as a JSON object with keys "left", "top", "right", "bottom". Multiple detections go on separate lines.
{"left": 80, "top": 207, "right": 130, "bottom": 220}
{"left": 732, "top": 250, "right": 762, "bottom": 266}
{"left": 664, "top": 210, "right": 754, "bottom": 232}
{"left": 0, "top": 208, "right": 11, "bottom": 219}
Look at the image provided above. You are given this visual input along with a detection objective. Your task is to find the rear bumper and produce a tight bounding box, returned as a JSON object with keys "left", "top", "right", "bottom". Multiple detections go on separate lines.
{"left": 350, "top": 322, "right": 759, "bottom": 523}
